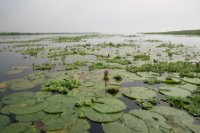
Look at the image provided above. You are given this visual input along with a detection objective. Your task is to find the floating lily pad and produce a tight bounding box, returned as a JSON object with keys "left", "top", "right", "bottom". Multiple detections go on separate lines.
{"left": 159, "top": 85, "right": 191, "bottom": 97}
{"left": 183, "top": 77, "right": 200, "bottom": 85}
{"left": 0, "top": 115, "right": 10, "bottom": 129}
{"left": 0, "top": 82, "right": 7, "bottom": 89}
{"left": 179, "top": 83, "right": 197, "bottom": 92}
{"left": 5, "top": 72, "right": 48, "bottom": 90}
{"left": 6, "top": 69, "right": 23, "bottom": 75}
{"left": 32, "top": 91, "right": 52, "bottom": 99}
{"left": 151, "top": 106, "right": 200, "bottom": 133}
{"left": 85, "top": 108, "right": 123, "bottom": 122}
{"left": 10, "top": 99, "right": 48, "bottom": 115}
{"left": 103, "top": 113, "right": 148, "bottom": 133}
{"left": 66, "top": 119, "right": 90, "bottom": 133}
{"left": 43, "top": 94, "right": 76, "bottom": 113}
{"left": 0, "top": 122, "right": 32, "bottom": 133}
{"left": 2, "top": 91, "right": 34, "bottom": 105}
{"left": 92, "top": 98, "right": 126, "bottom": 113}
{"left": 137, "top": 72, "right": 160, "bottom": 78}
{"left": 129, "top": 109, "right": 171, "bottom": 133}
{"left": 15, "top": 111, "right": 46, "bottom": 122}
{"left": 82, "top": 81, "right": 95, "bottom": 87}
{"left": 123, "top": 87, "right": 157, "bottom": 100}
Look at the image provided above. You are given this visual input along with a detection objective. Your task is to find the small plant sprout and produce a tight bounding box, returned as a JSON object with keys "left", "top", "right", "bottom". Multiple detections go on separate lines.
{"left": 103, "top": 69, "right": 109, "bottom": 88}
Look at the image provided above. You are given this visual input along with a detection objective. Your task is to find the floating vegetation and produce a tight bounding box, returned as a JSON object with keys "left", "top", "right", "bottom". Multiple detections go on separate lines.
{"left": 18, "top": 48, "right": 45, "bottom": 56}
{"left": 127, "top": 61, "right": 200, "bottom": 77}
{"left": 134, "top": 54, "right": 150, "bottom": 61}
{"left": 0, "top": 82, "right": 7, "bottom": 89}
{"left": 123, "top": 87, "right": 157, "bottom": 100}
{"left": 106, "top": 57, "right": 132, "bottom": 65}
{"left": 41, "top": 79, "right": 80, "bottom": 94}
{"left": 5, "top": 69, "right": 23, "bottom": 75}
{"left": 33, "top": 62, "right": 55, "bottom": 70}
{"left": 113, "top": 75, "right": 122, "bottom": 81}
{"left": 159, "top": 85, "right": 191, "bottom": 97}
{"left": 144, "top": 77, "right": 161, "bottom": 85}
{"left": 54, "top": 35, "right": 99, "bottom": 43}
{"left": 89, "top": 62, "right": 122, "bottom": 70}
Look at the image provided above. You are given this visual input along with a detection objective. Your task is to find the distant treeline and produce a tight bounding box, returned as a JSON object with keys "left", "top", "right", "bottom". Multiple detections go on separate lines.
{"left": 0, "top": 32, "right": 99, "bottom": 36}
{"left": 143, "top": 29, "right": 200, "bottom": 36}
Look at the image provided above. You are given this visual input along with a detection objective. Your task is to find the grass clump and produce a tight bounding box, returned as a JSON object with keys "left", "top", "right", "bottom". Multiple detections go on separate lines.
{"left": 33, "top": 63, "right": 55, "bottom": 70}
{"left": 134, "top": 54, "right": 150, "bottom": 61}
{"left": 41, "top": 79, "right": 80, "bottom": 94}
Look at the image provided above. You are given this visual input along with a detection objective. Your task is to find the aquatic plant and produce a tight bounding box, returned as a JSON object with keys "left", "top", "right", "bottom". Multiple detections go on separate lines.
{"left": 89, "top": 63, "right": 122, "bottom": 70}
{"left": 134, "top": 54, "right": 150, "bottom": 61}
{"left": 103, "top": 69, "right": 109, "bottom": 87}
{"left": 113, "top": 75, "right": 122, "bottom": 81}
{"left": 33, "top": 62, "right": 55, "bottom": 70}
{"left": 106, "top": 88, "right": 119, "bottom": 96}
{"left": 106, "top": 58, "right": 132, "bottom": 65}
{"left": 41, "top": 79, "right": 80, "bottom": 94}
{"left": 18, "top": 48, "right": 45, "bottom": 56}
{"left": 143, "top": 77, "right": 160, "bottom": 85}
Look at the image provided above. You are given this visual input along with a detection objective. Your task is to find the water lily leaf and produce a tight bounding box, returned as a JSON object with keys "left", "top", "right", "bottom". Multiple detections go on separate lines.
{"left": 159, "top": 85, "right": 191, "bottom": 97}
{"left": 82, "top": 81, "right": 95, "bottom": 87}
{"left": 0, "top": 115, "right": 10, "bottom": 129}
{"left": 6, "top": 69, "right": 23, "bottom": 75}
{"left": 0, "top": 122, "right": 32, "bottom": 133}
{"left": 15, "top": 111, "right": 46, "bottom": 122}
{"left": 10, "top": 99, "right": 48, "bottom": 115}
{"left": 0, "top": 82, "right": 7, "bottom": 89}
{"left": 43, "top": 94, "right": 76, "bottom": 113}
{"left": 92, "top": 98, "right": 126, "bottom": 113}
{"left": 137, "top": 72, "right": 160, "bottom": 78}
{"left": 32, "top": 91, "right": 52, "bottom": 99}
{"left": 151, "top": 106, "right": 199, "bottom": 133}
{"left": 2, "top": 91, "right": 34, "bottom": 105}
{"left": 129, "top": 109, "right": 171, "bottom": 133}
{"left": 66, "top": 119, "right": 90, "bottom": 133}
{"left": 123, "top": 87, "right": 157, "bottom": 100}
{"left": 183, "top": 77, "right": 200, "bottom": 85}
{"left": 102, "top": 114, "right": 148, "bottom": 133}
{"left": 179, "top": 83, "right": 197, "bottom": 92}
{"left": 85, "top": 108, "right": 123, "bottom": 122}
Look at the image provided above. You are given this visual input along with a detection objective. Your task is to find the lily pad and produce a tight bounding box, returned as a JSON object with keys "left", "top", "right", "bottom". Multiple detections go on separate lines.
{"left": 85, "top": 108, "right": 123, "bottom": 122}
{"left": 92, "top": 98, "right": 126, "bottom": 113}
{"left": 183, "top": 77, "right": 200, "bottom": 85}
{"left": 66, "top": 119, "right": 90, "bottom": 133}
{"left": 159, "top": 85, "right": 191, "bottom": 97}
{"left": 32, "top": 92, "right": 52, "bottom": 99}
{"left": 151, "top": 106, "right": 200, "bottom": 133}
{"left": 179, "top": 83, "right": 197, "bottom": 92}
{"left": 10, "top": 99, "right": 48, "bottom": 115}
{"left": 2, "top": 91, "right": 34, "bottom": 105}
{"left": 123, "top": 87, "right": 157, "bottom": 100}
{"left": 0, "top": 82, "right": 7, "bottom": 89}
{"left": 43, "top": 94, "right": 76, "bottom": 113}
{"left": 103, "top": 113, "right": 148, "bottom": 133}
{"left": 15, "top": 111, "right": 46, "bottom": 122}
{"left": 137, "top": 72, "right": 160, "bottom": 78}
{"left": 5, "top": 69, "right": 23, "bottom": 75}
{"left": 0, "top": 115, "right": 10, "bottom": 129}
{"left": 82, "top": 81, "right": 95, "bottom": 87}
{"left": 129, "top": 109, "right": 171, "bottom": 133}
{"left": 0, "top": 122, "right": 32, "bottom": 133}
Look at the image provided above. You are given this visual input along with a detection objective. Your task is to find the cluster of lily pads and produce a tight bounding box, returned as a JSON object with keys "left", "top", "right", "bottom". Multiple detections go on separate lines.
{"left": 33, "top": 62, "right": 55, "bottom": 70}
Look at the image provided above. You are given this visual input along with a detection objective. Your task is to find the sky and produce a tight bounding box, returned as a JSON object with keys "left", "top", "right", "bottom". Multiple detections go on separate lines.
{"left": 0, "top": 0, "right": 200, "bottom": 33}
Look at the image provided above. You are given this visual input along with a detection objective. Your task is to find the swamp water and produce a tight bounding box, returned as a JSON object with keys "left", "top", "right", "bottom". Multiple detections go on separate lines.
{"left": 0, "top": 34, "right": 200, "bottom": 133}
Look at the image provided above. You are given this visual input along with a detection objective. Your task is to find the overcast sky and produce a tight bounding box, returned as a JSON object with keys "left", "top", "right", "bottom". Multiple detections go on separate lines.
{"left": 0, "top": 0, "right": 200, "bottom": 33}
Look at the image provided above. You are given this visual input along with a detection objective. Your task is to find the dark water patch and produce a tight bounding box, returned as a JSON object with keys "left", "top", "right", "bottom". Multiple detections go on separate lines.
{"left": 119, "top": 97, "right": 141, "bottom": 112}
{"left": 88, "top": 119, "right": 104, "bottom": 133}
{"left": 193, "top": 118, "right": 200, "bottom": 125}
